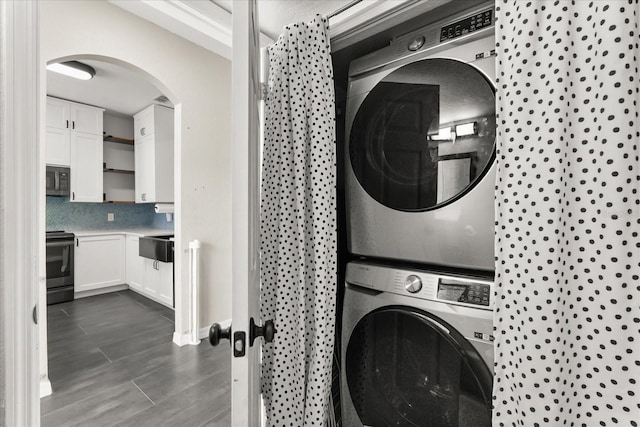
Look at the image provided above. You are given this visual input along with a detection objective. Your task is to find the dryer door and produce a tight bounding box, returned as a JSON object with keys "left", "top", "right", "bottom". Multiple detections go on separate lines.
{"left": 349, "top": 58, "right": 495, "bottom": 211}
{"left": 345, "top": 307, "right": 492, "bottom": 426}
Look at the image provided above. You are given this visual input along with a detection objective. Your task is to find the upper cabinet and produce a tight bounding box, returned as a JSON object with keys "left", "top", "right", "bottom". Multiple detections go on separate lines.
{"left": 45, "top": 98, "right": 71, "bottom": 166}
{"left": 46, "top": 96, "right": 105, "bottom": 202}
{"left": 134, "top": 105, "right": 174, "bottom": 203}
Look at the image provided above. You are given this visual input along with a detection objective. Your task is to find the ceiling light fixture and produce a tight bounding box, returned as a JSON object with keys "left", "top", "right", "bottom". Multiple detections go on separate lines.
{"left": 46, "top": 61, "right": 96, "bottom": 80}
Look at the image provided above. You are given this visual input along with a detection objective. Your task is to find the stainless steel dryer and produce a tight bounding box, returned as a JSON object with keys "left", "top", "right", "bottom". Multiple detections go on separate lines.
{"left": 345, "top": 3, "right": 496, "bottom": 271}
{"left": 341, "top": 261, "right": 494, "bottom": 426}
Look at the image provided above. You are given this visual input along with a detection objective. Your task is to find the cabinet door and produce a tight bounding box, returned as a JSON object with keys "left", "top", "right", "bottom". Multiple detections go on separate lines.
{"left": 46, "top": 98, "right": 70, "bottom": 166}
{"left": 70, "top": 132, "right": 103, "bottom": 202}
{"left": 134, "top": 135, "right": 155, "bottom": 203}
{"left": 157, "top": 261, "right": 174, "bottom": 307}
{"left": 144, "top": 258, "right": 160, "bottom": 298}
{"left": 75, "top": 235, "right": 125, "bottom": 292}
{"left": 71, "top": 104, "right": 102, "bottom": 135}
{"left": 125, "top": 236, "right": 145, "bottom": 292}
{"left": 134, "top": 106, "right": 155, "bottom": 138}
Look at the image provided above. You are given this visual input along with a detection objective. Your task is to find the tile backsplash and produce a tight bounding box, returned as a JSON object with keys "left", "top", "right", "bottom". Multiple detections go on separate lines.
{"left": 46, "top": 196, "right": 174, "bottom": 231}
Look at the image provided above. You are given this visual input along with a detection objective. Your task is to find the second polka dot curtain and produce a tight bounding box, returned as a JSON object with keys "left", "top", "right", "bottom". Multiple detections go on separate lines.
{"left": 493, "top": 1, "right": 640, "bottom": 425}
{"left": 260, "top": 16, "right": 337, "bottom": 426}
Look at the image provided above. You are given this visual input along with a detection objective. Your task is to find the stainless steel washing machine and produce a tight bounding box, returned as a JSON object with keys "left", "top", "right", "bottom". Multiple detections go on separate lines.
{"left": 345, "top": 3, "right": 496, "bottom": 271}
{"left": 341, "top": 261, "right": 494, "bottom": 426}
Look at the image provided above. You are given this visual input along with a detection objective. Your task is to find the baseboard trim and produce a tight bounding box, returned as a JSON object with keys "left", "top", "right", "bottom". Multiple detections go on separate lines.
{"left": 40, "top": 377, "right": 52, "bottom": 398}
{"left": 172, "top": 318, "right": 231, "bottom": 347}
{"left": 74, "top": 284, "right": 129, "bottom": 299}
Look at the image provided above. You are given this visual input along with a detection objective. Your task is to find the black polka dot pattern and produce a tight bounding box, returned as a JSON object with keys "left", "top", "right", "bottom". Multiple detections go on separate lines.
{"left": 494, "top": 1, "right": 640, "bottom": 425}
{"left": 260, "top": 15, "right": 337, "bottom": 426}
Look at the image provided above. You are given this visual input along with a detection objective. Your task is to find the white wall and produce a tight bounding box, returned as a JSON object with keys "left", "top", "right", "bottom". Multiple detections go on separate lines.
{"left": 103, "top": 113, "right": 134, "bottom": 139}
{"left": 39, "top": 0, "right": 232, "bottom": 363}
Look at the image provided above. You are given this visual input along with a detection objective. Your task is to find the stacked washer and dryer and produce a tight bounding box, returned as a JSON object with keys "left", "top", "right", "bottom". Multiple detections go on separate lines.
{"left": 341, "top": 3, "right": 497, "bottom": 426}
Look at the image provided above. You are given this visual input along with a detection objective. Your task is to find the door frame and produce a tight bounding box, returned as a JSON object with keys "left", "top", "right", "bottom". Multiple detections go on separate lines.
{"left": 230, "top": 1, "right": 263, "bottom": 425}
{"left": 0, "top": 0, "right": 41, "bottom": 424}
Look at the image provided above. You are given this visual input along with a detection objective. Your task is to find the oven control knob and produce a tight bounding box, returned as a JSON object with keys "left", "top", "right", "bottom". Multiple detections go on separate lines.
{"left": 405, "top": 275, "right": 422, "bottom": 293}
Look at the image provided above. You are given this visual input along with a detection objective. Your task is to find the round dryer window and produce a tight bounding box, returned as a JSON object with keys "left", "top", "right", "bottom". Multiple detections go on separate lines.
{"left": 345, "top": 308, "right": 492, "bottom": 426}
{"left": 349, "top": 58, "right": 496, "bottom": 211}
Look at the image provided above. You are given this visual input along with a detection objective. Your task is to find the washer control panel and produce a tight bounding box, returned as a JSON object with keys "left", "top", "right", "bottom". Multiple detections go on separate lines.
{"left": 345, "top": 261, "right": 494, "bottom": 310}
{"left": 404, "top": 275, "right": 423, "bottom": 293}
{"left": 437, "top": 278, "right": 490, "bottom": 307}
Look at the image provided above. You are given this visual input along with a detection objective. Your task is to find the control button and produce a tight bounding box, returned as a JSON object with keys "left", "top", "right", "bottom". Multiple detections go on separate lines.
{"left": 404, "top": 275, "right": 423, "bottom": 293}
{"left": 407, "top": 36, "right": 425, "bottom": 52}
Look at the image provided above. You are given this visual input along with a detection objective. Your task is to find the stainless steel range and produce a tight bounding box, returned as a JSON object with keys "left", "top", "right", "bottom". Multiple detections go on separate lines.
{"left": 45, "top": 231, "right": 75, "bottom": 305}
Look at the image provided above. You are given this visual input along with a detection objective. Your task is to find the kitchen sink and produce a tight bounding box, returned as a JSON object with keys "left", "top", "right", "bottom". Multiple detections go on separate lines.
{"left": 139, "top": 235, "right": 174, "bottom": 262}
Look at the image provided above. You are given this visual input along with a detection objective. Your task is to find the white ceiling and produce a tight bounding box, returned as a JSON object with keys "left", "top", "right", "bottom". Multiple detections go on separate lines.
{"left": 46, "top": 59, "right": 171, "bottom": 117}
{"left": 212, "top": 0, "right": 353, "bottom": 40}
{"left": 47, "top": 0, "right": 353, "bottom": 117}
{"left": 47, "top": 0, "right": 419, "bottom": 117}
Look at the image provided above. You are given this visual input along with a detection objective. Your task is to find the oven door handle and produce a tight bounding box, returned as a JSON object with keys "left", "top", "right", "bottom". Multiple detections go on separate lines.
{"left": 54, "top": 171, "right": 60, "bottom": 190}
{"left": 46, "top": 240, "right": 74, "bottom": 248}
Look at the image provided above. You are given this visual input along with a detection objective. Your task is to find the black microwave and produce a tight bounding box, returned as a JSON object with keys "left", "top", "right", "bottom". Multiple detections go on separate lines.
{"left": 46, "top": 166, "right": 70, "bottom": 196}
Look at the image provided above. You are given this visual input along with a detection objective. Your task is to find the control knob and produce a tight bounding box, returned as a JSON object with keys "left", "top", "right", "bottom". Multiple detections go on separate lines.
{"left": 404, "top": 275, "right": 422, "bottom": 293}
{"left": 407, "top": 36, "right": 426, "bottom": 51}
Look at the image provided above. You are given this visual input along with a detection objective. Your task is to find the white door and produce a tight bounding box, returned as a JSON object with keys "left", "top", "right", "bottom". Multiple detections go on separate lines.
{"left": 230, "top": 0, "right": 263, "bottom": 425}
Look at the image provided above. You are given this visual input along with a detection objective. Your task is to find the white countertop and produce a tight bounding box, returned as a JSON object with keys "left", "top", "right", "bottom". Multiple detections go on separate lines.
{"left": 67, "top": 228, "right": 174, "bottom": 237}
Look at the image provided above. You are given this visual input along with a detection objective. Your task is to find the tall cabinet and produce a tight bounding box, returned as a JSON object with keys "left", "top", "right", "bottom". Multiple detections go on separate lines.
{"left": 133, "top": 104, "right": 174, "bottom": 203}
{"left": 46, "top": 96, "right": 104, "bottom": 202}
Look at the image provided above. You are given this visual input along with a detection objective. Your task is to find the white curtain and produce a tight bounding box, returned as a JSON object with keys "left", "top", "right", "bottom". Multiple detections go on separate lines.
{"left": 260, "top": 15, "right": 337, "bottom": 426}
{"left": 494, "top": 1, "right": 640, "bottom": 425}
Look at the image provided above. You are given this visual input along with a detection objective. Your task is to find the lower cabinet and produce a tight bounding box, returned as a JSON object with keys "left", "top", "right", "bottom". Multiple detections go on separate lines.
{"left": 75, "top": 233, "right": 173, "bottom": 308}
{"left": 125, "top": 235, "right": 173, "bottom": 308}
{"left": 144, "top": 259, "right": 173, "bottom": 307}
{"left": 75, "top": 235, "right": 125, "bottom": 292}
{"left": 125, "top": 235, "right": 145, "bottom": 292}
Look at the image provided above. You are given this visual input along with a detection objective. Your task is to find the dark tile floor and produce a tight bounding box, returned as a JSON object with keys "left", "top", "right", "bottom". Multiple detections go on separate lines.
{"left": 42, "top": 290, "right": 231, "bottom": 427}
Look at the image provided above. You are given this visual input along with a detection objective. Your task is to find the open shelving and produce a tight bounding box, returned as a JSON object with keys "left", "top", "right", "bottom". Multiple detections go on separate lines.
{"left": 103, "top": 134, "right": 134, "bottom": 145}
{"left": 103, "top": 133, "right": 135, "bottom": 204}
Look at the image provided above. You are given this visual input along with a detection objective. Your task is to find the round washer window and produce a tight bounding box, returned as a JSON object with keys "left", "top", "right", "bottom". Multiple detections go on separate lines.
{"left": 349, "top": 58, "right": 496, "bottom": 211}
{"left": 345, "top": 308, "right": 492, "bottom": 426}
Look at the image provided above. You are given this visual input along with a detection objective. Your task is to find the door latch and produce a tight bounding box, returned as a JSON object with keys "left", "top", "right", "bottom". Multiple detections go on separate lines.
{"left": 208, "top": 319, "right": 275, "bottom": 357}
{"left": 233, "top": 331, "right": 246, "bottom": 357}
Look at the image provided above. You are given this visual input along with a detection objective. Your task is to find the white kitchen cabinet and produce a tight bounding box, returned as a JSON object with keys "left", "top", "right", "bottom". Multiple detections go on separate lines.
{"left": 125, "top": 235, "right": 144, "bottom": 292}
{"left": 71, "top": 131, "right": 103, "bottom": 202}
{"left": 133, "top": 104, "right": 174, "bottom": 203}
{"left": 142, "top": 258, "right": 173, "bottom": 307}
{"left": 45, "top": 97, "right": 104, "bottom": 201}
{"left": 157, "top": 261, "right": 174, "bottom": 307}
{"left": 45, "top": 97, "right": 71, "bottom": 166}
{"left": 75, "top": 235, "right": 125, "bottom": 292}
{"left": 125, "top": 234, "right": 173, "bottom": 308}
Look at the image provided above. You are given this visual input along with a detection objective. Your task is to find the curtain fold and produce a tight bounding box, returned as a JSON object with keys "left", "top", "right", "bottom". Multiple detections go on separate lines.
{"left": 494, "top": 1, "right": 640, "bottom": 425}
{"left": 260, "top": 15, "right": 337, "bottom": 426}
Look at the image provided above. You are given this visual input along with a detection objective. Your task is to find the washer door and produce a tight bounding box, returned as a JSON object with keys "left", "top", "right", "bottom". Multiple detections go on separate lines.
{"left": 349, "top": 58, "right": 495, "bottom": 211}
{"left": 345, "top": 307, "right": 492, "bottom": 426}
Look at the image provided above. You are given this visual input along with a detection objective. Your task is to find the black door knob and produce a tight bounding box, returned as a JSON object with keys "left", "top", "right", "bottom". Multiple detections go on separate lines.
{"left": 249, "top": 318, "right": 276, "bottom": 346}
{"left": 209, "top": 323, "right": 231, "bottom": 346}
